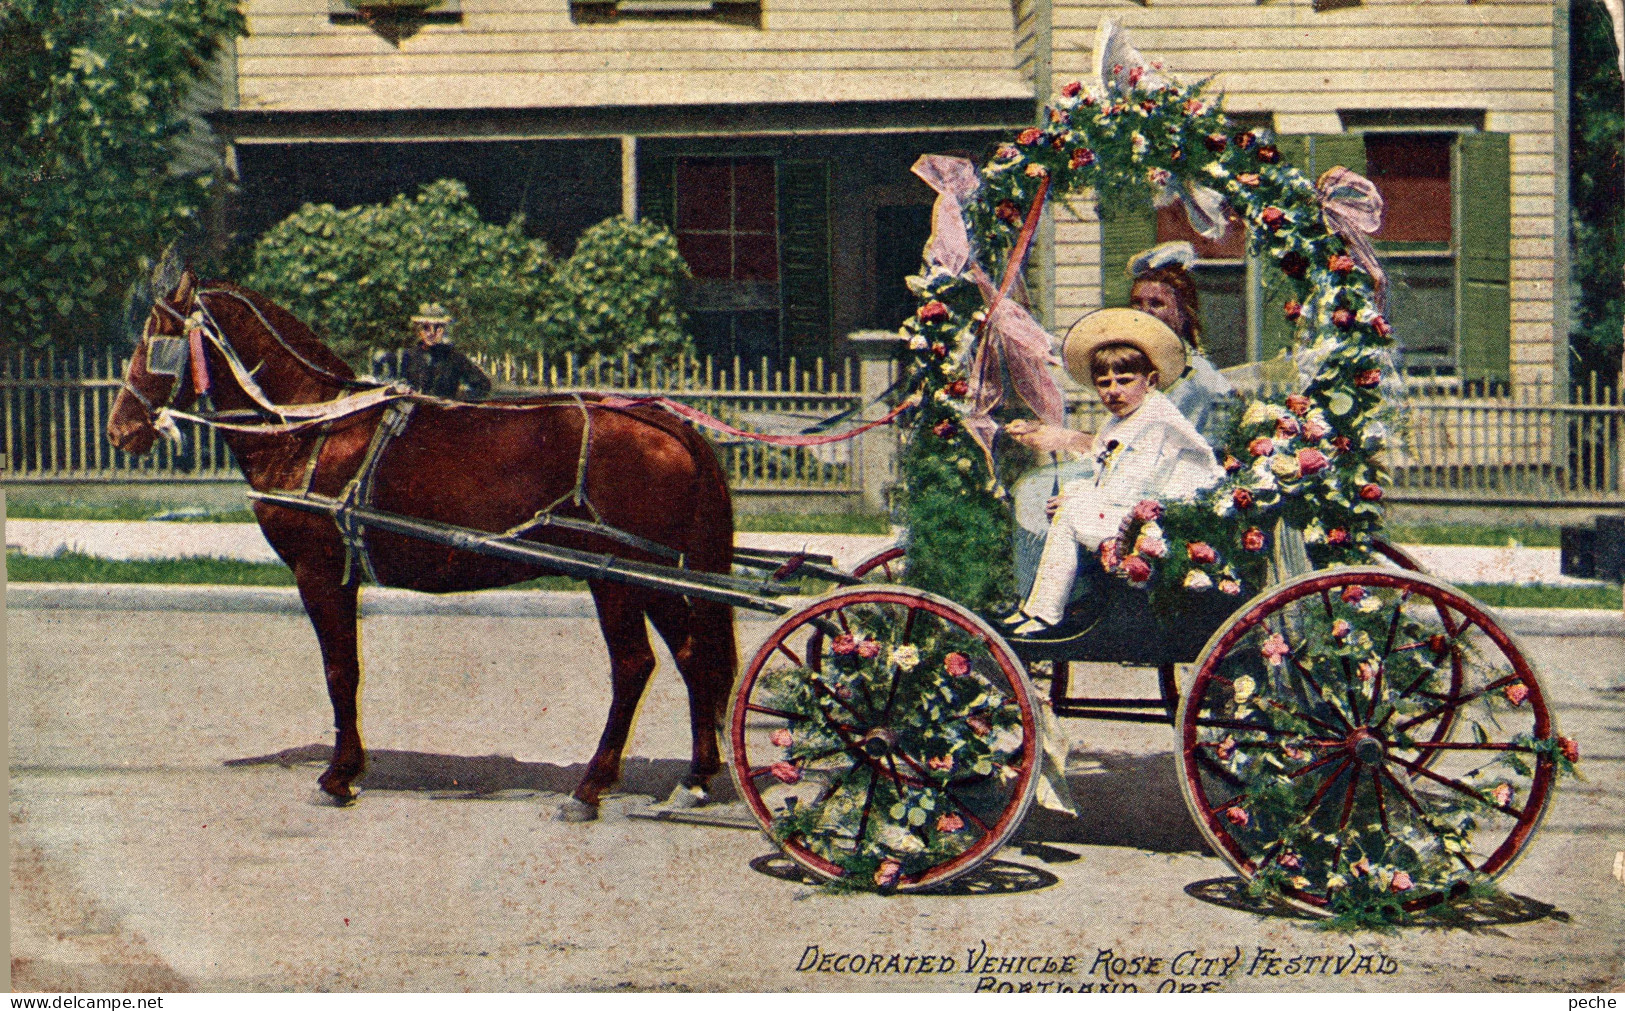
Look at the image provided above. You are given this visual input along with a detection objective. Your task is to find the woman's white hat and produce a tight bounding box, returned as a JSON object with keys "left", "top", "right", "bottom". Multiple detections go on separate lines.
{"left": 1061, "top": 308, "right": 1187, "bottom": 390}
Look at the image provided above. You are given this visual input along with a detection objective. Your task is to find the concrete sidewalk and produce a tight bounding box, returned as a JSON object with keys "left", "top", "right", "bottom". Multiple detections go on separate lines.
{"left": 4, "top": 518, "right": 1610, "bottom": 589}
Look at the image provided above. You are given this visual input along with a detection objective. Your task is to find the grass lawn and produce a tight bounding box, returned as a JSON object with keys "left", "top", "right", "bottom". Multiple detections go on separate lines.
{"left": 1382, "top": 523, "right": 1562, "bottom": 548}
{"left": 1456, "top": 582, "right": 1621, "bottom": 611}
{"left": 5, "top": 550, "right": 585, "bottom": 590}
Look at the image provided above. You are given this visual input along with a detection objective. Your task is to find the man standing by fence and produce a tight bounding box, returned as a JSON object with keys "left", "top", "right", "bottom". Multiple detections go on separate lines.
{"left": 375, "top": 303, "right": 491, "bottom": 401}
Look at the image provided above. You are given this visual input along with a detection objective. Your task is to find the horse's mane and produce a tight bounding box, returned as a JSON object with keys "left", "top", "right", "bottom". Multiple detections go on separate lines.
{"left": 204, "top": 280, "right": 357, "bottom": 381}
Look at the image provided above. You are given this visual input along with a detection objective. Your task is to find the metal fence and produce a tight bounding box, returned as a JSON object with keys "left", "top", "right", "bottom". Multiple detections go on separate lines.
{"left": 5, "top": 346, "right": 1623, "bottom": 506}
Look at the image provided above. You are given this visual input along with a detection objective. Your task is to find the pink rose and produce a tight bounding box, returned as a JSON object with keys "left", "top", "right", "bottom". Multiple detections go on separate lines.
{"left": 1277, "top": 851, "right": 1301, "bottom": 869}
{"left": 1303, "top": 418, "right": 1330, "bottom": 441}
{"left": 1131, "top": 499, "right": 1164, "bottom": 522}
{"left": 1183, "top": 98, "right": 1206, "bottom": 115}
{"left": 1260, "top": 633, "right": 1290, "bottom": 665}
{"left": 1235, "top": 131, "right": 1257, "bottom": 149}
{"left": 930, "top": 341, "right": 947, "bottom": 358}
{"left": 1492, "top": 783, "right": 1513, "bottom": 807}
{"left": 1359, "top": 483, "right": 1384, "bottom": 502}
{"left": 1225, "top": 806, "right": 1250, "bottom": 827}
{"left": 935, "top": 813, "right": 965, "bottom": 833}
{"left": 1223, "top": 454, "right": 1242, "bottom": 473}
{"left": 1122, "top": 555, "right": 1153, "bottom": 584}
{"left": 1216, "top": 735, "right": 1236, "bottom": 760}
{"left": 1098, "top": 538, "right": 1122, "bottom": 570}
{"left": 995, "top": 200, "right": 1021, "bottom": 224}
{"left": 1276, "top": 415, "right": 1300, "bottom": 438}
{"left": 1503, "top": 683, "right": 1529, "bottom": 706}
{"left": 1389, "top": 870, "right": 1413, "bottom": 893}
{"left": 1260, "top": 206, "right": 1286, "bottom": 230}
{"left": 832, "top": 633, "right": 858, "bottom": 656}
{"left": 1060, "top": 81, "right": 1082, "bottom": 98}
{"left": 1242, "top": 527, "right": 1267, "bottom": 552}
{"left": 856, "top": 638, "right": 881, "bottom": 659}
{"left": 966, "top": 715, "right": 991, "bottom": 737}
{"left": 1327, "top": 527, "right": 1350, "bottom": 545}
{"left": 874, "top": 858, "right": 902, "bottom": 888}
{"left": 944, "top": 652, "right": 971, "bottom": 677}
{"left": 1069, "top": 147, "right": 1096, "bottom": 169}
{"left": 917, "top": 300, "right": 949, "bottom": 323}
{"left": 1328, "top": 253, "right": 1355, "bottom": 274}
{"left": 946, "top": 379, "right": 969, "bottom": 398}
{"left": 1204, "top": 133, "right": 1227, "bottom": 153}
{"left": 1559, "top": 736, "right": 1580, "bottom": 762}
{"left": 1331, "top": 435, "right": 1353, "bottom": 454}
{"left": 1349, "top": 856, "right": 1372, "bottom": 878}
{"left": 769, "top": 728, "right": 794, "bottom": 748}
{"left": 1127, "top": 66, "right": 1144, "bottom": 86}
{"left": 931, "top": 419, "right": 956, "bottom": 439}
{"left": 1257, "top": 144, "right": 1281, "bottom": 164}
{"left": 769, "top": 761, "right": 801, "bottom": 784}
{"left": 1373, "top": 315, "right": 1393, "bottom": 338}
{"left": 1249, "top": 436, "right": 1275, "bottom": 457}
{"left": 927, "top": 755, "right": 954, "bottom": 772}
{"left": 1356, "top": 369, "right": 1383, "bottom": 387}
{"left": 1188, "top": 542, "right": 1217, "bottom": 564}
{"left": 1017, "top": 127, "right": 1044, "bottom": 146}
{"left": 1218, "top": 579, "right": 1242, "bottom": 596}
{"left": 1285, "top": 394, "right": 1311, "bottom": 416}
{"left": 1333, "top": 308, "right": 1356, "bottom": 329}
{"left": 1331, "top": 619, "right": 1352, "bottom": 639}
{"left": 1237, "top": 172, "right": 1261, "bottom": 188}
{"left": 1297, "top": 448, "right": 1330, "bottom": 476}
{"left": 1232, "top": 488, "right": 1254, "bottom": 510}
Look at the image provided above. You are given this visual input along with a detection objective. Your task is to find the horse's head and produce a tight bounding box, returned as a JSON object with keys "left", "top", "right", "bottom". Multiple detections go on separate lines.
{"left": 108, "top": 267, "right": 205, "bottom": 456}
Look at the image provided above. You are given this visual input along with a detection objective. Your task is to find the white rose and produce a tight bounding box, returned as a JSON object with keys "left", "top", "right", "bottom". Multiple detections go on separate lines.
{"left": 889, "top": 644, "right": 920, "bottom": 671}
{"left": 1241, "top": 400, "right": 1277, "bottom": 428}
{"left": 909, "top": 334, "right": 929, "bottom": 351}
{"left": 1136, "top": 532, "right": 1168, "bottom": 558}
{"left": 1184, "top": 569, "right": 1213, "bottom": 591}
{"left": 1302, "top": 519, "right": 1326, "bottom": 544}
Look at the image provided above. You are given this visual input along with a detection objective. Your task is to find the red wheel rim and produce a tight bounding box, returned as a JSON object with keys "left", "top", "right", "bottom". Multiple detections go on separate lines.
{"left": 1177, "top": 568, "right": 1557, "bottom": 913}
{"left": 728, "top": 586, "right": 1040, "bottom": 891}
{"left": 850, "top": 545, "right": 907, "bottom": 584}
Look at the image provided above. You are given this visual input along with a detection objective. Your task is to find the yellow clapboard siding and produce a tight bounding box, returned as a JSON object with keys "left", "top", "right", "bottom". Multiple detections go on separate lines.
{"left": 1047, "top": 47, "right": 1554, "bottom": 72}
{"left": 1056, "top": 25, "right": 1555, "bottom": 50}
{"left": 1054, "top": 4, "right": 1553, "bottom": 30}
{"left": 238, "top": 69, "right": 1033, "bottom": 109}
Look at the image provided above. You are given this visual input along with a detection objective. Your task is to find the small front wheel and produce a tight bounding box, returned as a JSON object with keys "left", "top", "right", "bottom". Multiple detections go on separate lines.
{"left": 728, "top": 586, "right": 1041, "bottom": 891}
{"left": 1177, "top": 568, "right": 1560, "bottom": 915}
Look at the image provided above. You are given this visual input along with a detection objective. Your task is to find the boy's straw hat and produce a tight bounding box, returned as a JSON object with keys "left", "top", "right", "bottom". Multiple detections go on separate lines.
{"left": 1061, "top": 308, "right": 1187, "bottom": 390}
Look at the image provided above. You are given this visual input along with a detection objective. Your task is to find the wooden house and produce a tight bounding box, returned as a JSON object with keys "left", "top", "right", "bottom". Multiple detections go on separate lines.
{"left": 212, "top": 0, "right": 1568, "bottom": 389}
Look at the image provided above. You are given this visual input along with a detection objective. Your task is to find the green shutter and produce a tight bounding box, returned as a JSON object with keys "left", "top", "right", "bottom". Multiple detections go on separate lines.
{"left": 1309, "top": 133, "right": 1366, "bottom": 177}
{"left": 777, "top": 159, "right": 831, "bottom": 355}
{"left": 637, "top": 156, "right": 675, "bottom": 229}
{"left": 1457, "top": 132, "right": 1512, "bottom": 384}
{"left": 1256, "top": 134, "right": 1311, "bottom": 359}
{"left": 1099, "top": 204, "right": 1157, "bottom": 308}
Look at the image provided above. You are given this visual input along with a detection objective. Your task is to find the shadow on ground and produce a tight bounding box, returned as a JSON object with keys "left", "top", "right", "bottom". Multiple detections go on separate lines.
{"left": 1185, "top": 877, "right": 1570, "bottom": 929}
{"left": 749, "top": 854, "right": 1059, "bottom": 895}
{"left": 227, "top": 745, "right": 1206, "bottom": 853}
{"left": 225, "top": 744, "right": 740, "bottom": 805}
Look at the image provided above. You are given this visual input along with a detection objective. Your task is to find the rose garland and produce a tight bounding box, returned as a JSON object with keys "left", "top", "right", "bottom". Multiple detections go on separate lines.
{"left": 896, "top": 60, "right": 1394, "bottom": 614}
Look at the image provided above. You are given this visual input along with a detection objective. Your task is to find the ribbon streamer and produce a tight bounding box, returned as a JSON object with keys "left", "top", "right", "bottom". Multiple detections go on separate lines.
{"left": 1316, "top": 166, "right": 1388, "bottom": 307}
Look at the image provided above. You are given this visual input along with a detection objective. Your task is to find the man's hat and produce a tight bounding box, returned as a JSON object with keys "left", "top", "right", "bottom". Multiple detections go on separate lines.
{"left": 1061, "top": 308, "right": 1187, "bottom": 390}
{"left": 411, "top": 303, "right": 452, "bottom": 325}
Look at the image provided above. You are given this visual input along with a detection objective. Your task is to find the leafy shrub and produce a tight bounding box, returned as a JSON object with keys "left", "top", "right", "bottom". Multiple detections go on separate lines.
{"left": 243, "top": 180, "right": 553, "bottom": 362}
{"left": 540, "top": 216, "right": 692, "bottom": 362}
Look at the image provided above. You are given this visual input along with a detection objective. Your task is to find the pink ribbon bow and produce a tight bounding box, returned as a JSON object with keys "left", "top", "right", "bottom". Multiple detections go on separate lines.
{"left": 911, "top": 155, "right": 1066, "bottom": 471}
{"left": 1317, "top": 167, "right": 1388, "bottom": 307}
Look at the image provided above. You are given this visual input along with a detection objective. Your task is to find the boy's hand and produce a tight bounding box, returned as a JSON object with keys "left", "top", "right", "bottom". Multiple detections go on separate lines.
{"left": 1045, "top": 495, "right": 1063, "bottom": 520}
{"left": 1006, "top": 420, "right": 1089, "bottom": 454}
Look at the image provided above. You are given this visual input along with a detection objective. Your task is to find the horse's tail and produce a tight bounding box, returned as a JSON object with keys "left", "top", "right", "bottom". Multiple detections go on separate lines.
{"left": 677, "top": 421, "right": 739, "bottom": 702}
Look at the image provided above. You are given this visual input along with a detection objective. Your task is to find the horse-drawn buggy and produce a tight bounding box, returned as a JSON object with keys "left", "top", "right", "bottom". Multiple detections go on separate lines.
{"left": 106, "top": 25, "right": 1574, "bottom": 924}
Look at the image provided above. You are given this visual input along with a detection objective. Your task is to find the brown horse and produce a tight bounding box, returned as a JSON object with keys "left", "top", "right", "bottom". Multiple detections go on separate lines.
{"left": 107, "top": 269, "right": 738, "bottom": 820}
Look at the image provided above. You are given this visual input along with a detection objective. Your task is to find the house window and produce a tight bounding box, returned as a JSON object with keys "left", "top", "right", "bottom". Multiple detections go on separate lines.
{"left": 1366, "top": 133, "right": 1457, "bottom": 374}
{"left": 1155, "top": 205, "right": 1250, "bottom": 369}
{"left": 675, "top": 157, "right": 782, "bottom": 363}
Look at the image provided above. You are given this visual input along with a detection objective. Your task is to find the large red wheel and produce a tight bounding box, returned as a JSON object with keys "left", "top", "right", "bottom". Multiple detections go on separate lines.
{"left": 849, "top": 544, "right": 906, "bottom": 583}
{"left": 1176, "top": 568, "right": 1558, "bottom": 914}
{"left": 728, "top": 585, "right": 1040, "bottom": 891}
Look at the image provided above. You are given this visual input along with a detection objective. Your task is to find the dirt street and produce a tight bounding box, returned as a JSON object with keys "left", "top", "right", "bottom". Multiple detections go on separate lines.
{"left": 8, "top": 606, "right": 1623, "bottom": 991}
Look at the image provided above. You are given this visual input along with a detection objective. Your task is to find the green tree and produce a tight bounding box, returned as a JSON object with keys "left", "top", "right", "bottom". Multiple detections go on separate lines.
{"left": 541, "top": 216, "right": 693, "bottom": 362}
{"left": 243, "top": 180, "right": 555, "bottom": 362}
{"left": 1570, "top": 0, "right": 1625, "bottom": 385}
{"left": 0, "top": 0, "right": 245, "bottom": 349}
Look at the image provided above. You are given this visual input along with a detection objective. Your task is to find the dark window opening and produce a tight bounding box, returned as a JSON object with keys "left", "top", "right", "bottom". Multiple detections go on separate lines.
{"left": 1366, "top": 133, "right": 1453, "bottom": 244}
{"left": 872, "top": 204, "right": 933, "bottom": 331}
{"left": 676, "top": 156, "right": 781, "bottom": 362}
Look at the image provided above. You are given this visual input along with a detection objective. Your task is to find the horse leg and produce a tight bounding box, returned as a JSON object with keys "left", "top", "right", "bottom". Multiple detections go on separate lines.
{"left": 295, "top": 568, "right": 365, "bottom": 804}
{"left": 646, "top": 595, "right": 735, "bottom": 808}
{"left": 560, "top": 582, "right": 658, "bottom": 822}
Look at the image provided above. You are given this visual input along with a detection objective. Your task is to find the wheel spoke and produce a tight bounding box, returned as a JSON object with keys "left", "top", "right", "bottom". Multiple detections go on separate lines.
{"left": 1302, "top": 757, "right": 1355, "bottom": 819}
{"left": 854, "top": 766, "right": 878, "bottom": 844}
{"left": 1387, "top": 753, "right": 1525, "bottom": 818}
{"left": 1286, "top": 747, "right": 1349, "bottom": 781}
{"left": 1193, "top": 745, "right": 1246, "bottom": 789}
{"left": 1394, "top": 673, "right": 1523, "bottom": 734}
{"left": 1288, "top": 658, "right": 1355, "bottom": 732}
{"left": 776, "top": 642, "right": 803, "bottom": 667}
{"left": 1399, "top": 741, "right": 1534, "bottom": 753}
{"left": 901, "top": 604, "right": 918, "bottom": 645}
{"left": 1370, "top": 767, "right": 1390, "bottom": 833}
{"left": 1377, "top": 765, "right": 1478, "bottom": 871}
{"left": 746, "top": 703, "right": 806, "bottom": 722}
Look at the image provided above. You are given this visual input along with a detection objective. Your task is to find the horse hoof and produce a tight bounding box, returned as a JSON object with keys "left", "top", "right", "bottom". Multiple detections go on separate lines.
{"left": 557, "top": 797, "right": 599, "bottom": 822}
{"left": 313, "top": 786, "right": 358, "bottom": 807}
{"left": 662, "top": 784, "right": 709, "bottom": 809}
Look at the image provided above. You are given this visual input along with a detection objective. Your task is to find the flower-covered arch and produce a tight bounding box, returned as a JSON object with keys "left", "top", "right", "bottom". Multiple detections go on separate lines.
{"left": 896, "top": 27, "right": 1399, "bottom": 615}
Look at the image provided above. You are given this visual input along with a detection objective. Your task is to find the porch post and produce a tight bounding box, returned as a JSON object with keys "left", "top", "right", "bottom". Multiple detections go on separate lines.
{"left": 621, "top": 136, "right": 638, "bottom": 219}
{"left": 847, "top": 331, "right": 910, "bottom": 514}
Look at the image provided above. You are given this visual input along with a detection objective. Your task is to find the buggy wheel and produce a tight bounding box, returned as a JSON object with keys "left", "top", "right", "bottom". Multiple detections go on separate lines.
{"left": 1176, "top": 568, "right": 1558, "bottom": 914}
{"left": 1369, "top": 538, "right": 1426, "bottom": 574}
{"left": 727, "top": 585, "right": 1040, "bottom": 892}
{"left": 850, "top": 545, "right": 907, "bottom": 584}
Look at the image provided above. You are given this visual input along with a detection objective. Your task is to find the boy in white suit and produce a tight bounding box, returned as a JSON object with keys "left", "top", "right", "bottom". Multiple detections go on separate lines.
{"left": 1004, "top": 309, "right": 1224, "bottom": 638}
